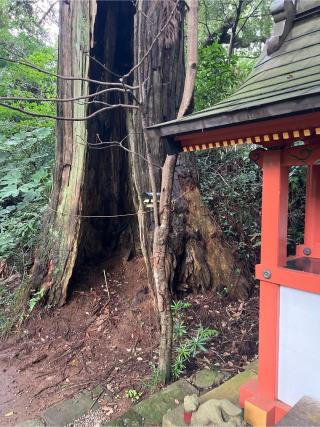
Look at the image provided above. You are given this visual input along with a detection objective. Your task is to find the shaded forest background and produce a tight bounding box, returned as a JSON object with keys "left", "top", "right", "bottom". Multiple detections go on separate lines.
{"left": 0, "top": 0, "right": 306, "bottom": 330}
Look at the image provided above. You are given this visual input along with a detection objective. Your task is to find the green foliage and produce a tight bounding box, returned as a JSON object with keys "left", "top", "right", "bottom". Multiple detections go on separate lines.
{"left": 0, "top": 278, "right": 13, "bottom": 329}
{"left": 197, "top": 147, "right": 307, "bottom": 274}
{"left": 195, "top": 0, "right": 272, "bottom": 111}
{"left": 170, "top": 300, "right": 191, "bottom": 317}
{"left": 198, "top": 0, "right": 272, "bottom": 52}
{"left": 0, "top": 127, "right": 54, "bottom": 267}
{"left": 0, "top": 0, "right": 57, "bottom": 140}
{"left": 0, "top": 48, "right": 57, "bottom": 130}
{"left": 0, "top": 0, "right": 56, "bottom": 272}
{"left": 197, "top": 146, "right": 262, "bottom": 270}
{"left": 125, "top": 389, "right": 142, "bottom": 402}
{"left": 194, "top": 1, "right": 272, "bottom": 277}
{"left": 171, "top": 300, "right": 218, "bottom": 379}
{"left": 172, "top": 324, "right": 218, "bottom": 379}
{"left": 287, "top": 166, "right": 306, "bottom": 253}
{"left": 195, "top": 43, "right": 237, "bottom": 110}
{"left": 28, "top": 287, "right": 45, "bottom": 312}
{"left": 174, "top": 320, "right": 187, "bottom": 338}
{"left": 0, "top": 0, "right": 49, "bottom": 57}
{"left": 195, "top": 43, "right": 254, "bottom": 111}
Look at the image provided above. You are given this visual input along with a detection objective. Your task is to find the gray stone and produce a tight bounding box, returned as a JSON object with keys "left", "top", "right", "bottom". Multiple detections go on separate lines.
{"left": 121, "top": 410, "right": 144, "bottom": 427}
{"left": 104, "top": 409, "right": 144, "bottom": 427}
{"left": 163, "top": 399, "right": 244, "bottom": 427}
{"left": 42, "top": 390, "right": 99, "bottom": 426}
{"left": 135, "top": 379, "right": 198, "bottom": 426}
{"left": 192, "top": 369, "right": 223, "bottom": 389}
{"left": 277, "top": 396, "right": 320, "bottom": 426}
{"left": 199, "top": 360, "right": 258, "bottom": 405}
{"left": 15, "top": 419, "right": 45, "bottom": 427}
{"left": 163, "top": 361, "right": 258, "bottom": 427}
{"left": 163, "top": 405, "right": 185, "bottom": 427}
{"left": 107, "top": 378, "right": 197, "bottom": 427}
{"left": 186, "top": 398, "right": 243, "bottom": 426}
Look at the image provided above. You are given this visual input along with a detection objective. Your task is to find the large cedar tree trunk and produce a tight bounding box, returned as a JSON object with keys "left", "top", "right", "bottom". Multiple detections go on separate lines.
{"left": 129, "top": 1, "right": 248, "bottom": 299}
{"left": 31, "top": 0, "right": 248, "bottom": 307}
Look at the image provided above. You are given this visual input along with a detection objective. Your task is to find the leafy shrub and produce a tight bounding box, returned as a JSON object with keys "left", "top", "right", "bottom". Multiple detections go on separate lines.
{"left": 287, "top": 166, "right": 306, "bottom": 253}
{"left": 0, "top": 47, "right": 56, "bottom": 130}
{"left": 195, "top": 43, "right": 254, "bottom": 111}
{"left": 197, "top": 146, "right": 262, "bottom": 272}
{"left": 196, "top": 147, "right": 307, "bottom": 274}
{"left": 0, "top": 127, "right": 54, "bottom": 268}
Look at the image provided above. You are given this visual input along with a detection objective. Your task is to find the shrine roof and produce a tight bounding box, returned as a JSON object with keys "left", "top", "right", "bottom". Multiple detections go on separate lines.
{"left": 149, "top": 1, "right": 320, "bottom": 140}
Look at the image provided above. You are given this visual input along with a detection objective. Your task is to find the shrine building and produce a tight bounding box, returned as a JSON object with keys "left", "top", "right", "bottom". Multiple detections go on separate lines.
{"left": 150, "top": 0, "right": 320, "bottom": 425}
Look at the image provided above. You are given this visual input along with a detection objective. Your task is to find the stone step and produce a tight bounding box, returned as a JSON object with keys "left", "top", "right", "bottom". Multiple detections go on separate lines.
{"left": 276, "top": 396, "right": 320, "bottom": 426}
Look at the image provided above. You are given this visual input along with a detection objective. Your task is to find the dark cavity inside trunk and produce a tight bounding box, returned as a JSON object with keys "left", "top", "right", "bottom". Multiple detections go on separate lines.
{"left": 74, "top": 1, "right": 136, "bottom": 274}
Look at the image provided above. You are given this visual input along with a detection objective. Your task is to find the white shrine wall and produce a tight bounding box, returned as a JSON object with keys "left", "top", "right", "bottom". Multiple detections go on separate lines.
{"left": 278, "top": 286, "right": 320, "bottom": 406}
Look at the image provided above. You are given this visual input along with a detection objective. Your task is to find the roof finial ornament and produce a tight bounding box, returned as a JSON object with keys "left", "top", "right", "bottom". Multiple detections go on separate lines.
{"left": 266, "top": 0, "right": 297, "bottom": 55}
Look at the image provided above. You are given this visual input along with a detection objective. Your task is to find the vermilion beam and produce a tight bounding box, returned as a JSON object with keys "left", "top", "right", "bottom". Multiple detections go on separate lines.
{"left": 175, "top": 112, "right": 320, "bottom": 146}
{"left": 251, "top": 143, "right": 320, "bottom": 168}
{"left": 258, "top": 281, "right": 280, "bottom": 401}
{"left": 260, "top": 150, "right": 288, "bottom": 267}
{"left": 257, "top": 149, "right": 288, "bottom": 402}
{"left": 256, "top": 265, "right": 320, "bottom": 295}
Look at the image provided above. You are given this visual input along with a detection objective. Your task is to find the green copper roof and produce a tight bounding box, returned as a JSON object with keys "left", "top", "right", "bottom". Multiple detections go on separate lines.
{"left": 150, "top": 1, "right": 320, "bottom": 138}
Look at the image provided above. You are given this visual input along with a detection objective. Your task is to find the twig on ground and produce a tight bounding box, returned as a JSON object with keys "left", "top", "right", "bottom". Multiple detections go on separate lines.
{"left": 30, "top": 376, "right": 67, "bottom": 403}
{"left": 89, "top": 387, "right": 105, "bottom": 411}
{"left": 19, "top": 353, "right": 48, "bottom": 372}
{"left": 103, "top": 270, "right": 111, "bottom": 304}
{"left": 50, "top": 340, "right": 84, "bottom": 363}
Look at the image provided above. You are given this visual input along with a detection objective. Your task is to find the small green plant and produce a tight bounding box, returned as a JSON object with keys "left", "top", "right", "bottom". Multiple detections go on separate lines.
{"left": 172, "top": 325, "right": 218, "bottom": 378}
{"left": 174, "top": 320, "right": 187, "bottom": 338}
{"left": 172, "top": 355, "right": 186, "bottom": 379}
{"left": 28, "top": 288, "right": 45, "bottom": 313}
{"left": 140, "top": 363, "right": 161, "bottom": 392}
{"left": 171, "top": 300, "right": 191, "bottom": 317}
{"left": 171, "top": 299, "right": 219, "bottom": 379}
{"left": 125, "top": 389, "right": 142, "bottom": 402}
{"left": 187, "top": 326, "right": 218, "bottom": 357}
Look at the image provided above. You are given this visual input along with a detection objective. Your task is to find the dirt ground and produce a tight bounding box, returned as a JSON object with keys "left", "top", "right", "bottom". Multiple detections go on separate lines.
{"left": 0, "top": 257, "right": 258, "bottom": 426}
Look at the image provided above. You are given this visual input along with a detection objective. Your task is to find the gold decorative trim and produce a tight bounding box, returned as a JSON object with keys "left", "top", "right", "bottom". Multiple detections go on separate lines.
{"left": 180, "top": 127, "right": 319, "bottom": 153}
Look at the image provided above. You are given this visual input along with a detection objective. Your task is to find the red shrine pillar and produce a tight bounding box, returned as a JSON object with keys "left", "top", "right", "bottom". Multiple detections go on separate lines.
{"left": 240, "top": 149, "right": 291, "bottom": 426}
{"left": 258, "top": 150, "right": 288, "bottom": 404}
{"left": 240, "top": 140, "right": 320, "bottom": 426}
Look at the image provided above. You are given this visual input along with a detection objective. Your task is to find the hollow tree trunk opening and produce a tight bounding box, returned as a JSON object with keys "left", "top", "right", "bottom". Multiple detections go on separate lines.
{"left": 74, "top": 1, "right": 137, "bottom": 273}
{"left": 31, "top": 0, "right": 249, "bottom": 308}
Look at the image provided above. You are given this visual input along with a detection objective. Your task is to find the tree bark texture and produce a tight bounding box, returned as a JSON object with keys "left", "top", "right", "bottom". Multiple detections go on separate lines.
{"left": 129, "top": 0, "right": 249, "bottom": 300}
{"left": 31, "top": 0, "right": 95, "bottom": 306}
{"left": 31, "top": 0, "right": 248, "bottom": 307}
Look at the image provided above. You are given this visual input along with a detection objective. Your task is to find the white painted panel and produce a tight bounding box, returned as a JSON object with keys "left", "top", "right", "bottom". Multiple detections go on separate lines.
{"left": 278, "top": 287, "right": 320, "bottom": 406}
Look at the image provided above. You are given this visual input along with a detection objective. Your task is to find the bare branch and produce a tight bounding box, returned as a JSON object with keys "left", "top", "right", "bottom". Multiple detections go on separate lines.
{"left": 0, "top": 56, "right": 138, "bottom": 90}
{"left": 0, "top": 102, "right": 139, "bottom": 121}
{"left": 87, "top": 54, "right": 122, "bottom": 79}
{"left": 93, "top": 134, "right": 162, "bottom": 169}
{"left": 38, "top": 0, "right": 58, "bottom": 25}
{"left": 0, "top": 87, "right": 132, "bottom": 104}
{"left": 123, "top": 0, "right": 180, "bottom": 80}
{"left": 235, "top": 0, "right": 263, "bottom": 38}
